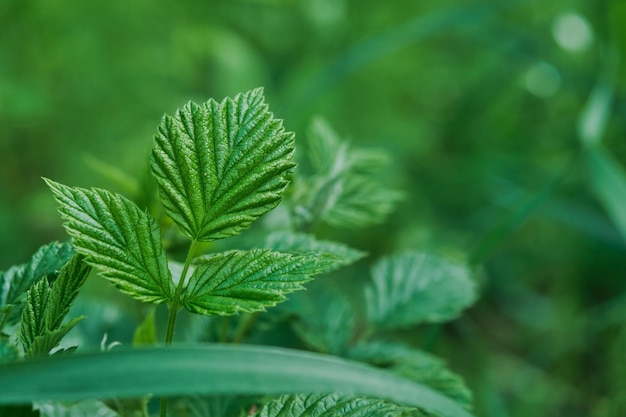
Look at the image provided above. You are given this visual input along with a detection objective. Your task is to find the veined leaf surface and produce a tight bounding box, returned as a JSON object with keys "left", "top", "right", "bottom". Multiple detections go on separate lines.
{"left": 183, "top": 249, "right": 338, "bottom": 316}
{"left": 252, "top": 393, "right": 426, "bottom": 417}
{"left": 151, "top": 88, "right": 295, "bottom": 241}
{"left": 0, "top": 344, "right": 474, "bottom": 417}
{"left": 365, "top": 252, "right": 477, "bottom": 329}
{"left": 45, "top": 179, "right": 174, "bottom": 304}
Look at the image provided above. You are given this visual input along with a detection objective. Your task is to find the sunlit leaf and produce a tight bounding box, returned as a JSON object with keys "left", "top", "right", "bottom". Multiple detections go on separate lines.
{"left": 183, "top": 250, "right": 338, "bottom": 316}
{"left": 365, "top": 252, "right": 477, "bottom": 329}
{"left": 45, "top": 179, "right": 174, "bottom": 304}
{"left": 151, "top": 88, "right": 295, "bottom": 241}
{"left": 252, "top": 393, "right": 426, "bottom": 417}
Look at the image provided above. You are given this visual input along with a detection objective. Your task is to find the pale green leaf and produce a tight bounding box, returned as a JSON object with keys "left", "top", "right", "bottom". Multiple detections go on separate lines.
{"left": 0, "top": 241, "right": 74, "bottom": 324}
{"left": 183, "top": 249, "right": 339, "bottom": 316}
{"left": 264, "top": 231, "right": 366, "bottom": 270}
{"left": 132, "top": 308, "right": 158, "bottom": 346}
{"left": 45, "top": 179, "right": 174, "bottom": 304}
{"left": 349, "top": 341, "right": 472, "bottom": 409}
{"left": 151, "top": 88, "right": 296, "bottom": 241}
{"left": 0, "top": 344, "right": 474, "bottom": 417}
{"left": 365, "top": 252, "right": 477, "bottom": 329}
{"left": 253, "top": 393, "right": 425, "bottom": 417}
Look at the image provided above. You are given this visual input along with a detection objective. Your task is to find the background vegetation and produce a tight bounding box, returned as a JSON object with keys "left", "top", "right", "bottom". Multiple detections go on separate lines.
{"left": 1, "top": 0, "right": 625, "bottom": 416}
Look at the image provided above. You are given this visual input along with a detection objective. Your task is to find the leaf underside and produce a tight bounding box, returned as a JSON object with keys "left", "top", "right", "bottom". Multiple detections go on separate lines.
{"left": 151, "top": 87, "right": 296, "bottom": 242}
{"left": 365, "top": 252, "right": 477, "bottom": 330}
{"left": 183, "top": 249, "right": 338, "bottom": 316}
{"left": 45, "top": 179, "right": 174, "bottom": 304}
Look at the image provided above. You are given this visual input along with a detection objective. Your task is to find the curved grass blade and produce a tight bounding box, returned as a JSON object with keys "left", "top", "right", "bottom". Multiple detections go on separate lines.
{"left": 151, "top": 88, "right": 295, "bottom": 241}
{"left": 0, "top": 344, "right": 473, "bottom": 417}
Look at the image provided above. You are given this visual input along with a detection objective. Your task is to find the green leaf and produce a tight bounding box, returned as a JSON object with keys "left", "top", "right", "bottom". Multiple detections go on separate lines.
{"left": 348, "top": 341, "right": 472, "bottom": 409}
{"left": 0, "top": 241, "right": 74, "bottom": 326}
{"left": 45, "top": 179, "right": 174, "bottom": 305}
{"left": 132, "top": 308, "right": 158, "bottom": 346}
{"left": 252, "top": 393, "right": 426, "bottom": 417}
{"left": 183, "top": 249, "right": 338, "bottom": 316}
{"left": 0, "top": 344, "right": 474, "bottom": 417}
{"left": 365, "top": 252, "right": 477, "bottom": 330}
{"left": 263, "top": 231, "right": 366, "bottom": 271}
{"left": 294, "top": 117, "right": 402, "bottom": 230}
{"left": 150, "top": 88, "right": 296, "bottom": 241}
{"left": 21, "top": 255, "right": 91, "bottom": 357}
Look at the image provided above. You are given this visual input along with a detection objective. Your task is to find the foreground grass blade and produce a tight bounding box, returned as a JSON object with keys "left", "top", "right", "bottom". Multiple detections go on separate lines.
{"left": 0, "top": 344, "right": 473, "bottom": 417}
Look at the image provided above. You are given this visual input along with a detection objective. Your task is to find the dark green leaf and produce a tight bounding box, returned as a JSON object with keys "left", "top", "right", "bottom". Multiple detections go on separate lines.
{"left": 151, "top": 88, "right": 296, "bottom": 241}
{"left": 252, "top": 393, "right": 426, "bottom": 417}
{"left": 45, "top": 179, "right": 174, "bottom": 304}
{"left": 183, "top": 250, "right": 338, "bottom": 316}
{"left": 20, "top": 278, "right": 51, "bottom": 354}
{"left": 0, "top": 344, "right": 474, "bottom": 417}
{"left": 365, "top": 252, "right": 477, "bottom": 330}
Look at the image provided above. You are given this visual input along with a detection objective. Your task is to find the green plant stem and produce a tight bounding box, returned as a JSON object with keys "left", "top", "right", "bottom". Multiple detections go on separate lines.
{"left": 161, "top": 239, "right": 198, "bottom": 417}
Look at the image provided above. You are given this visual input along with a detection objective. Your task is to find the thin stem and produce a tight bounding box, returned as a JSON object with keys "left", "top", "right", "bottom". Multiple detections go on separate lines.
{"left": 160, "top": 239, "right": 198, "bottom": 417}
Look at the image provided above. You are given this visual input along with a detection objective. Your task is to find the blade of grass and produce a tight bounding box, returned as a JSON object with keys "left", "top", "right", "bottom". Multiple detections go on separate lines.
{"left": 0, "top": 344, "right": 473, "bottom": 417}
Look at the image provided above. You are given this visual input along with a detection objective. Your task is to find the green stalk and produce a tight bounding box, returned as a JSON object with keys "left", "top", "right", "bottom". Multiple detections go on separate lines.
{"left": 160, "top": 240, "right": 198, "bottom": 417}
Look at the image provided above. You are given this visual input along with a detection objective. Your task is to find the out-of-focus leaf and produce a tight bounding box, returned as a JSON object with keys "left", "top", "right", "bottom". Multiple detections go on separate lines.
{"left": 132, "top": 308, "right": 157, "bottom": 346}
{"left": 263, "top": 231, "right": 366, "bottom": 269}
{"left": 349, "top": 341, "right": 472, "bottom": 408}
{"left": 150, "top": 88, "right": 295, "bottom": 242}
{"left": 252, "top": 393, "right": 426, "bottom": 417}
{"left": 365, "top": 252, "right": 477, "bottom": 330}
{"left": 183, "top": 250, "right": 339, "bottom": 316}
{"left": 45, "top": 179, "right": 174, "bottom": 305}
{"left": 0, "top": 344, "right": 474, "bottom": 417}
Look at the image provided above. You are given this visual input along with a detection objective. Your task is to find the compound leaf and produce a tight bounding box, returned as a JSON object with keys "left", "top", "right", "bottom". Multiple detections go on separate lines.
{"left": 365, "top": 252, "right": 477, "bottom": 330}
{"left": 45, "top": 179, "right": 174, "bottom": 305}
{"left": 252, "top": 393, "right": 426, "bottom": 417}
{"left": 182, "top": 249, "right": 338, "bottom": 316}
{"left": 151, "top": 88, "right": 295, "bottom": 242}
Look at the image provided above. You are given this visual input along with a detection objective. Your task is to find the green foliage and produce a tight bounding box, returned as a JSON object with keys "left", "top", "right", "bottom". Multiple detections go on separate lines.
{"left": 252, "top": 393, "right": 426, "bottom": 417}
{"left": 151, "top": 88, "right": 295, "bottom": 242}
{"left": 20, "top": 254, "right": 91, "bottom": 357}
{"left": 0, "top": 88, "right": 478, "bottom": 417}
{"left": 0, "top": 241, "right": 74, "bottom": 328}
{"left": 365, "top": 252, "right": 477, "bottom": 330}
{"left": 292, "top": 117, "right": 403, "bottom": 230}
{"left": 45, "top": 179, "right": 175, "bottom": 305}
{"left": 183, "top": 249, "right": 337, "bottom": 316}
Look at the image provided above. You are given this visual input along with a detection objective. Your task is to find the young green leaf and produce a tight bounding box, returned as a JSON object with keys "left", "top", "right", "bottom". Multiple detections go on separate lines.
{"left": 263, "top": 231, "right": 366, "bottom": 271}
{"left": 182, "top": 249, "right": 339, "bottom": 316}
{"left": 365, "top": 252, "right": 477, "bottom": 330}
{"left": 252, "top": 393, "right": 426, "bottom": 417}
{"left": 348, "top": 341, "right": 472, "bottom": 409}
{"left": 151, "top": 88, "right": 296, "bottom": 241}
{"left": 45, "top": 179, "right": 175, "bottom": 304}
{"left": 0, "top": 241, "right": 74, "bottom": 327}
{"left": 21, "top": 254, "right": 91, "bottom": 357}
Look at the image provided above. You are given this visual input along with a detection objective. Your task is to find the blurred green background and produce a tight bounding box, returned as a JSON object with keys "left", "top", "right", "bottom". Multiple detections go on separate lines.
{"left": 1, "top": 0, "right": 625, "bottom": 416}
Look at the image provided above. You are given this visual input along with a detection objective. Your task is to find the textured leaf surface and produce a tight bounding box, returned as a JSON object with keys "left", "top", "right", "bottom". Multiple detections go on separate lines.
{"left": 0, "top": 344, "right": 474, "bottom": 417}
{"left": 21, "top": 255, "right": 91, "bottom": 357}
{"left": 183, "top": 250, "right": 338, "bottom": 316}
{"left": 0, "top": 241, "right": 74, "bottom": 326}
{"left": 45, "top": 179, "right": 174, "bottom": 304}
{"left": 264, "top": 231, "right": 366, "bottom": 270}
{"left": 365, "top": 252, "right": 477, "bottom": 329}
{"left": 349, "top": 341, "right": 472, "bottom": 408}
{"left": 151, "top": 88, "right": 295, "bottom": 241}
{"left": 253, "top": 393, "right": 426, "bottom": 417}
